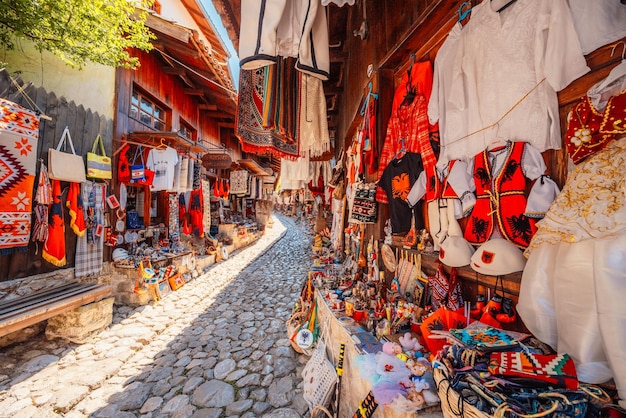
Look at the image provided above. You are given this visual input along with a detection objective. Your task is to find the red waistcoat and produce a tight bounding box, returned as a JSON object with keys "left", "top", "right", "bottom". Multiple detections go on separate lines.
{"left": 464, "top": 142, "right": 537, "bottom": 248}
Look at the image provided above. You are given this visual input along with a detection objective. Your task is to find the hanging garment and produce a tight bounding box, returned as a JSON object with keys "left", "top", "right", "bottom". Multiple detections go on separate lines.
{"left": 519, "top": 142, "right": 626, "bottom": 404}
{"left": 239, "top": 0, "right": 330, "bottom": 80}
{"left": 298, "top": 73, "right": 330, "bottom": 158}
{"left": 179, "top": 193, "right": 192, "bottom": 235}
{"left": 378, "top": 152, "right": 425, "bottom": 234}
{"left": 117, "top": 143, "right": 132, "bottom": 184}
{"left": 568, "top": 0, "right": 626, "bottom": 55}
{"left": 564, "top": 83, "right": 626, "bottom": 164}
{"left": 189, "top": 188, "right": 203, "bottom": 237}
{"left": 444, "top": 0, "right": 589, "bottom": 162}
{"left": 146, "top": 146, "right": 179, "bottom": 191}
{"left": 363, "top": 94, "right": 378, "bottom": 175}
{"left": 463, "top": 141, "right": 545, "bottom": 248}
{"left": 201, "top": 180, "right": 212, "bottom": 234}
{"left": 75, "top": 182, "right": 105, "bottom": 277}
{"left": 377, "top": 78, "right": 438, "bottom": 205}
{"left": 43, "top": 180, "right": 66, "bottom": 266}
{"left": 168, "top": 193, "right": 179, "bottom": 236}
{"left": 66, "top": 181, "right": 86, "bottom": 236}
{"left": 236, "top": 66, "right": 300, "bottom": 160}
{"left": 178, "top": 157, "right": 189, "bottom": 192}
{"left": 32, "top": 161, "right": 52, "bottom": 244}
{"left": 0, "top": 98, "right": 40, "bottom": 253}
{"left": 428, "top": 22, "right": 465, "bottom": 167}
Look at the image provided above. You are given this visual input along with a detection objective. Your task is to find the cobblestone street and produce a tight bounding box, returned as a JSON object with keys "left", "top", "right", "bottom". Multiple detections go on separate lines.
{"left": 0, "top": 214, "right": 315, "bottom": 418}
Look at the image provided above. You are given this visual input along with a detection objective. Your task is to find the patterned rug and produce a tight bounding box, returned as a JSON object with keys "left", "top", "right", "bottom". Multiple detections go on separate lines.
{"left": 236, "top": 65, "right": 300, "bottom": 160}
{"left": 0, "top": 99, "right": 39, "bottom": 254}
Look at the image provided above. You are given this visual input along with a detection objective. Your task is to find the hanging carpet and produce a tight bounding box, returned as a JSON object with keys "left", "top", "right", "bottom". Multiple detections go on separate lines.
{"left": 236, "top": 60, "right": 300, "bottom": 160}
{"left": 0, "top": 99, "right": 40, "bottom": 254}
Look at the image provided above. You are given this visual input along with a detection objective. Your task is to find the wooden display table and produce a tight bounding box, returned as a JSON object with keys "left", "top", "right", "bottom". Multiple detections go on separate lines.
{"left": 315, "top": 290, "right": 443, "bottom": 418}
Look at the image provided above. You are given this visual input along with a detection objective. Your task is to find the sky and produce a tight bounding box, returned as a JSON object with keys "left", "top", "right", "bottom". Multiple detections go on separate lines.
{"left": 199, "top": 0, "right": 240, "bottom": 89}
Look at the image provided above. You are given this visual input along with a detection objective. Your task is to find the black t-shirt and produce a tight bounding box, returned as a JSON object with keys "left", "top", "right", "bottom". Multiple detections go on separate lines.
{"left": 379, "top": 152, "right": 425, "bottom": 234}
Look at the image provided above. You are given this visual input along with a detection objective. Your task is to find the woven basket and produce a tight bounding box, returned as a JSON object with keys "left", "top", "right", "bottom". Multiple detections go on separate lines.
{"left": 434, "top": 366, "right": 492, "bottom": 418}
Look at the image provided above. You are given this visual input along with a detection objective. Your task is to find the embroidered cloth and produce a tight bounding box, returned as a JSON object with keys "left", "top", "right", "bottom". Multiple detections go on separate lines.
{"left": 75, "top": 182, "right": 105, "bottom": 277}
{"left": 236, "top": 66, "right": 300, "bottom": 160}
{"left": 0, "top": 99, "right": 40, "bottom": 253}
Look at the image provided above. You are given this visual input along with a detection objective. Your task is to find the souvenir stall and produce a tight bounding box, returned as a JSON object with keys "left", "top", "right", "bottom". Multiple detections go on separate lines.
{"left": 284, "top": 1, "right": 626, "bottom": 417}
{"left": 109, "top": 134, "right": 210, "bottom": 305}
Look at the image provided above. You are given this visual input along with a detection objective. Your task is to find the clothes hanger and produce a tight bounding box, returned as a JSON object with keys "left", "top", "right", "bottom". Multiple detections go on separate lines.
{"left": 157, "top": 138, "right": 168, "bottom": 150}
{"left": 594, "top": 41, "right": 626, "bottom": 93}
{"left": 359, "top": 81, "right": 379, "bottom": 116}
{"left": 393, "top": 138, "right": 407, "bottom": 160}
{"left": 458, "top": 1, "right": 472, "bottom": 23}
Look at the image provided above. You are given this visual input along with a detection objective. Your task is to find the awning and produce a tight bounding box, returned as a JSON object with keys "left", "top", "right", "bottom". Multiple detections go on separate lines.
{"left": 238, "top": 159, "right": 273, "bottom": 176}
{"left": 128, "top": 131, "right": 209, "bottom": 153}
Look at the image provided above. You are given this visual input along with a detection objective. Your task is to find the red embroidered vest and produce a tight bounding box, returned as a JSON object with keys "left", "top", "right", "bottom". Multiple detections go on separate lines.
{"left": 464, "top": 142, "right": 537, "bottom": 248}
{"left": 565, "top": 89, "right": 626, "bottom": 164}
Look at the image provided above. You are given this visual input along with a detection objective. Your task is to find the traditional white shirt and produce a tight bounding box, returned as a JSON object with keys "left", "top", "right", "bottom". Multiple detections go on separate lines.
{"left": 444, "top": 0, "right": 589, "bottom": 163}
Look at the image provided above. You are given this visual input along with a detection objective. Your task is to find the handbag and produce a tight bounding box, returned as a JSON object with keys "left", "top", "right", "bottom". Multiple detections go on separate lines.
{"left": 86, "top": 135, "right": 112, "bottom": 179}
{"left": 130, "top": 146, "right": 146, "bottom": 182}
{"left": 48, "top": 126, "right": 86, "bottom": 183}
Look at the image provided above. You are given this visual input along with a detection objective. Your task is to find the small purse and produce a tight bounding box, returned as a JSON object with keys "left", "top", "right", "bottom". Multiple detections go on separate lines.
{"left": 48, "top": 126, "right": 87, "bottom": 183}
{"left": 86, "top": 134, "right": 112, "bottom": 179}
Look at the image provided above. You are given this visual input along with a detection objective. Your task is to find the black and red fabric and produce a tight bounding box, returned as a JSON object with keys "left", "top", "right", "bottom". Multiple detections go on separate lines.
{"left": 464, "top": 142, "right": 537, "bottom": 248}
{"left": 378, "top": 152, "right": 425, "bottom": 234}
{"left": 189, "top": 189, "right": 203, "bottom": 237}
{"left": 179, "top": 193, "right": 192, "bottom": 235}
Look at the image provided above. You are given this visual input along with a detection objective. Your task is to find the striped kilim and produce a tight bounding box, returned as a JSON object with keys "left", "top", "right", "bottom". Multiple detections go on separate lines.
{"left": 488, "top": 351, "right": 578, "bottom": 389}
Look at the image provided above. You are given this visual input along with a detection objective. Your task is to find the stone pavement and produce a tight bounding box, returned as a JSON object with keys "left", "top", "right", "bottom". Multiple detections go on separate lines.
{"left": 0, "top": 214, "right": 314, "bottom": 418}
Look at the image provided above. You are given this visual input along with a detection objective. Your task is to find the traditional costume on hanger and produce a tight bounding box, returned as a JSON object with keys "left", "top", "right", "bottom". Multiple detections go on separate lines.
{"left": 377, "top": 61, "right": 439, "bottom": 205}
{"left": 457, "top": 141, "right": 556, "bottom": 249}
{"left": 189, "top": 188, "right": 203, "bottom": 237}
{"left": 518, "top": 65, "right": 626, "bottom": 407}
{"left": 443, "top": 0, "right": 589, "bottom": 163}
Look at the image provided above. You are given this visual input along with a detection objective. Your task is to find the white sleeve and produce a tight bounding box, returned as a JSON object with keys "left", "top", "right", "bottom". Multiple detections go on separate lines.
{"left": 522, "top": 143, "right": 547, "bottom": 181}
{"left": 537, "top": 0, "right": 589, "bottom": 91}
{"left": 524, "top": 175, "right": 560, "bottom": 219}
{"left": 446, "top": 160, "right": 475, "bottom": 216}
{"left": 406, "top": 171, "right": 426, "bottom": 208}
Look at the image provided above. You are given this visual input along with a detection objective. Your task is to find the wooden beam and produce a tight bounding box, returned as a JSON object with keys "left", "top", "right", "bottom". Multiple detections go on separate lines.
{"left": 198, "top": 104, "right": 218, "bottom": 111}
{"left": 145, "top": 14, "right": 190, "bottom": 43}
{"left": 203, "top": 111, "right": 233, "bottom": 119}
{"left": 218, "top": 122, "right": 235, "bottom": 129}
{"left": 183, "top": 88, "right": 205, "bottom": 96}
{"left": 162, "top": 66, "right": 186, "bottom": 75}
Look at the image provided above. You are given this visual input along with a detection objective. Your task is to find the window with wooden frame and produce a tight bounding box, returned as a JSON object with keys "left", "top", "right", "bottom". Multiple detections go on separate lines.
{"left": 130, "top": 88, "right": 168, "bottom": 131}
{"left": 179, "top": 119, "right": 196, "bottom": 141}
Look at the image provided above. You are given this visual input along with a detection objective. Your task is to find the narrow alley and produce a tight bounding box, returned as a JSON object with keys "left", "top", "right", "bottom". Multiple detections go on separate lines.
{"left": 0, "top": 214, "right": 313, "bottom": 418}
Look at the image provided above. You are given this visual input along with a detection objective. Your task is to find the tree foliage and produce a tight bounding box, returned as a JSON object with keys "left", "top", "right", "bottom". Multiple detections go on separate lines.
{"left": 0, "top": 0, "right": 156, "bottom": 69}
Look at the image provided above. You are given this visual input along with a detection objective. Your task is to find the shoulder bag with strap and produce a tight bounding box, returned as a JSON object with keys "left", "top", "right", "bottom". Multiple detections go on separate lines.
{"left": 48, "top": 126, "right": 86, "bottom": 183}
{"left": 87, "top": 134, "right": 112, "bottom": 179}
